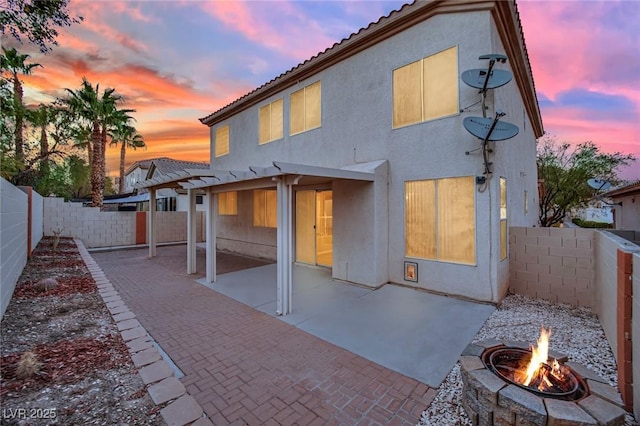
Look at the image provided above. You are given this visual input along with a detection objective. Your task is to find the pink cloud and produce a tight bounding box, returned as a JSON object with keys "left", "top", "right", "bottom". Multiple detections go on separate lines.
{"left": 199, "top": 0, "right": 334, "bottom": 60}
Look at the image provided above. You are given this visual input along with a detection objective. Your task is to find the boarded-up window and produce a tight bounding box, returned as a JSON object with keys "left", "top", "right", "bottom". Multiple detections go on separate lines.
{"left": 500, "top": 177, "right": 507, "bottom": 261}
{"left": 253, "top": 189, "right": 277, "bottom": 228}
{"left": 214, "top": 124, "right": 229, "bottom": 157}
{"left": 290, "top": 81, "right": 321, "bottom": 135}
{"left": 259, "top": 98, "right": 283, "bottom": 144}
{"left": 218, "top": 191, "right": 238, "bottom": 216}
{"left": 393, "top": 46, "right": 458, "bottom": 128}
{"left": 405, "top": 176, "right": 475, "bottom": 265}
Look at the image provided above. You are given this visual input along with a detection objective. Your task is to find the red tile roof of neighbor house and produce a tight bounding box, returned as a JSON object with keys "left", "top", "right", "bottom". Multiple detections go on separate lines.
{"left": 603, "top": 180, "right": 640, "bottom": 198}
{"left": 199, "top": 0, "right": 543, "bottom": 138}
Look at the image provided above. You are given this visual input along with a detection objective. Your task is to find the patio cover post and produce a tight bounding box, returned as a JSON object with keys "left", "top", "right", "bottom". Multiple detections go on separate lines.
{"left": 187, "top": 188, "right": 197, "bottom": 274}
{"left": 206, "top": 188, "right": 217, "bottom": 283}
{"left": 276, "top": 178, "right": 292, "bottom": 315}
{"left": 148, "top": 187, "right": 157, "bottom": 258}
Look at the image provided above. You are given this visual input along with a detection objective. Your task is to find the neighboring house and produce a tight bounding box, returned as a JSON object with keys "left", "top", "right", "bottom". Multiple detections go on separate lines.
{"left": 139, "top": 0, "right": 543, "bottom": 312}
{"left": 145, "top": 158, "right": 210, "bottom": 212}
{"left": 123, "top": 158, "right": 162, "bottom": 194}
{"left": 115, "top": 157, "right": 209, "bottom": 211}
{"left": 604, "top": 181, "right": 640, "bottom": 231}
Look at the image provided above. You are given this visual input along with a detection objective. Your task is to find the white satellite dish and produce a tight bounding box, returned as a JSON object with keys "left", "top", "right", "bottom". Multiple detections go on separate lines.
{"left": 587, "top": 178, "right": 612, "bottom": 191}
{"left": 463, "top": 116, "right": 519, "bottom": 141}
{"left": 461, "top": 69, "right": 512, "bottom": 90}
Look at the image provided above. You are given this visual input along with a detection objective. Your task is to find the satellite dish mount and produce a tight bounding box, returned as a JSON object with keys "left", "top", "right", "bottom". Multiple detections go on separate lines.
{"left": 587, "top": 178, "right": 621, "bottom": 206}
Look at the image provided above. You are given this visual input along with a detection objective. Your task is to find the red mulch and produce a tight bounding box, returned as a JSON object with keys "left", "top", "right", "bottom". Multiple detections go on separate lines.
{"left": 0, "top": 336, "right": 131, "bottom": 398}
{"left": 27, "top": 258, "right": 86, "bottom": 269}
{"left": 13, "top": 276, "right": 97, "bottom": 299}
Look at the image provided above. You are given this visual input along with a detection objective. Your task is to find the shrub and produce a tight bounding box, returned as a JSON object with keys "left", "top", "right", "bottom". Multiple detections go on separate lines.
{"left": 571, "top": 218, "right": 613, "bottom": 229}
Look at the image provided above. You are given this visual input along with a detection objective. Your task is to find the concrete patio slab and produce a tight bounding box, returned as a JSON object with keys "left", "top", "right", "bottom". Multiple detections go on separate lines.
{"left": 199, "top": 263, "right": 494, "bottom": 387}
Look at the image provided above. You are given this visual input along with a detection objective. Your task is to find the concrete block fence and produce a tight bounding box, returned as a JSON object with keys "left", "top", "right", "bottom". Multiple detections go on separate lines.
{"left": 0, "top": 178, "right": 29, "bottom": 319}
{"left": 44, "top": 197, "right": 205, "bottom": 248}
{"left": 509, "top": 226, "right": 640, "bottom": 415}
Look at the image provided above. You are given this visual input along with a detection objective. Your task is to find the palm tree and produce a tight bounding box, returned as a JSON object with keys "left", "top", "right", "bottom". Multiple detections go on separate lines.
{"left": 109, "top": 112, "right": 145, "bottom": 193}
{"left": 63, "top": 78, "right": 122, "bottom": 207}
{"left": 0, "top": 47, "right": 41, "bottom": 164}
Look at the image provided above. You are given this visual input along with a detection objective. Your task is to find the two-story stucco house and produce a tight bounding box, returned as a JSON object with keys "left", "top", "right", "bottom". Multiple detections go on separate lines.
{"left": 140, "top": 0, "right": 543, "bottom": 315}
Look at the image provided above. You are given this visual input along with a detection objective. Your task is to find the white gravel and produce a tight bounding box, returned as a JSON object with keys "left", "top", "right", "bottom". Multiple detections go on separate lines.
{"left": 417, "top": 294, "right": 638, "bottom": 426}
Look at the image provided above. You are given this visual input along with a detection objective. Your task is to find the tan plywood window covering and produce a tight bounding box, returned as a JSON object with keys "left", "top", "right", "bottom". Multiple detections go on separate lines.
{"left": 423, "top": 46, "right": 458, "bottom": 121}
{"left": 259, "top": 98, "right": 283, "bottom": 144}
{"left": 290, "top": 81, "right": 321, "bottom": 135}
{"left": 393, "top": 46, "right": 458, "bottom": 128}
{"left": 500, "top": 177, "right": 507, "bottom": 261}
{"left": 405, "top": 180, "right": 436, "bottom": 259}
{"left": 253, "top": 189, "right": 277, "bottom": 228}
{"left": 405, "top": 177, "right": 475, "bottom": 264}
{"left": 214, "top": 125, "right": 229, "bottom": 157}
{"left": 290, "top": 88, "right": 305, "bottom": 135}
{"left": 393, "top": 60, "right": 422, "bottom": 128}
{"left": 305, "top": 81, "right": 321, "bottom": 130}
{"left": 218, "top": 191, "right": 238, "bottom": 216}
{"left": 438, "top": 176, "right": 475, "bottom": 265}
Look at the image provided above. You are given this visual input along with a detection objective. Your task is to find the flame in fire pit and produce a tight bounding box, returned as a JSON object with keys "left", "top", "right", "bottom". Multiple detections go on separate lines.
{"left": 513, "top": 327, "right": 568, "bottom": 392}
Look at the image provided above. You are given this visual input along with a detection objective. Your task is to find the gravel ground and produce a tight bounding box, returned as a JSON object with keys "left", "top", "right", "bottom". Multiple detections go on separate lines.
{"left": 418, "top": 294, "right": 639, "bottom": 426}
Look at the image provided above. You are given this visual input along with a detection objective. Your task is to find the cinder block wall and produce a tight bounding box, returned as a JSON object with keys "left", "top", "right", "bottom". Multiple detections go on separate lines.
{"left": 156, "top": 211, "right": 205, "bottom": 243}
{"left": 509, "top": 227, "right": 595, "bottom": 308}
{"left": 0, "top": 178, "right": 28, "bottom": 319}
{"left": 44, "top": 198, "right": 204, "bottom": 248}
{"left": 31, "top": 190, "right": 44, "bottom": 250}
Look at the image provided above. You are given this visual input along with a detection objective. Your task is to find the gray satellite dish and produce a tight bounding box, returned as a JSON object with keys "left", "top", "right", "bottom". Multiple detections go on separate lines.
{"left": 461, "top": 68, "right": 512, "bottom": 90}
{"left": 587, "top": 178, "right": 612, "bottom": 191}
{"left": 463, "top": 116, "right": 519, "bottom": 141}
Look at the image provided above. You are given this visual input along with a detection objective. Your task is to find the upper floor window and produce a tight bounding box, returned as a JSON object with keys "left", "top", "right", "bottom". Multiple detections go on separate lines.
{"left": 393, "top": 46, "right": 458, "bottom": 128}
{"left": 259, "top": 98, "right": 284, "bottom": 145}
{"left": 218, "top": 191, "right": 238, "bottom": 216}
{"left": 215, "top": 124, "right": 229, "bottom": 158}
{"left": 290, "top": 81, "right": 321, "bottom": 135}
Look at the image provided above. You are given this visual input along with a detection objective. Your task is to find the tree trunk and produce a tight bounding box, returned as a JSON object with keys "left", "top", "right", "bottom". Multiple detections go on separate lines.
{"left": 39, "top": 124, "right": 49, "bottom": 179}
{"left": 119, "top": 142, "right": 126, "bottom": 193}
{"left": 90, "top": 122, "right": 103, "bottom": 207}
{"left": 13, "top": 75, "right": 24, "bottom": 163}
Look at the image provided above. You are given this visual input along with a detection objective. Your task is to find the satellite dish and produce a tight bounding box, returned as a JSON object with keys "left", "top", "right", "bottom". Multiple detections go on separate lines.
{"left": 461, "top": 69, "right": 512, "bottom": 90}
{"left": 463, "top": 116, "right": 519, "bottom": 141}
{"left": 587, "top": 178, "right": 612, "bottom": 191}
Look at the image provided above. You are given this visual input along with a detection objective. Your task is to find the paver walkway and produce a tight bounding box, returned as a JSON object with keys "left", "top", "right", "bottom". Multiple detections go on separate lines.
{"left": 91, "top": 245, "right": 436, "bottom": 425}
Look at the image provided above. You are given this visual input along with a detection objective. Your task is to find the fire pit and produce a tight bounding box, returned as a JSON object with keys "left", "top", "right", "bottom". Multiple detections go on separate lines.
{"left": 460, "top": 328, "right": 626, "bottom": 425}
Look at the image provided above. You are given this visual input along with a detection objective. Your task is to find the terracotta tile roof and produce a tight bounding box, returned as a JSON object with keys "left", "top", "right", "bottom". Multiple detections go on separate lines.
{"left": 198, "top": 0, "right": 542, "bottom": 137}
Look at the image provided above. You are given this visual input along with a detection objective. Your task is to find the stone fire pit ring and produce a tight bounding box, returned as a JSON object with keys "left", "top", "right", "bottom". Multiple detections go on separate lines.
{"left": 460, "top": 339, "right": 627, "bottom": 426}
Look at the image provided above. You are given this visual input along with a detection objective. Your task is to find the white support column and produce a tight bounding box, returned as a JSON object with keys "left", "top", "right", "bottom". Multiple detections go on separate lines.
{"left": 186, "top": 188, "right": 197, "bottom": 274}
{"left": 276, "top": 179, "right": 292, "bottom": 315}
{"left": 206, "top": 188, "right": 217, "bottom": 283}
{"left": 148, "top": 188, "right": 157, "bottom": 258}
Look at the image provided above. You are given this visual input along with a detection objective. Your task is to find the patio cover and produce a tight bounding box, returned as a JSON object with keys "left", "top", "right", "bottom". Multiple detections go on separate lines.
{"left": 136, "top": 160, "right": 386, "bottom": 315}
{"left": 102, "top": 192, "right": 171, "bottom": 204}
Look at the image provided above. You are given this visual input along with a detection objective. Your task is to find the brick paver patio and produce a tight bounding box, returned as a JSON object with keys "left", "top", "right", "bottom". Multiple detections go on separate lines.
{"left": 91, "top": 245, "right": 436, "bottom": 425}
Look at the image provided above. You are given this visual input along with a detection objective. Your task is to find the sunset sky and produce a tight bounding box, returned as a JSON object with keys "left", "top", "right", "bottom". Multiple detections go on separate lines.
{"left": 8, "top": 0, "right": 640, "bottom": 180}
